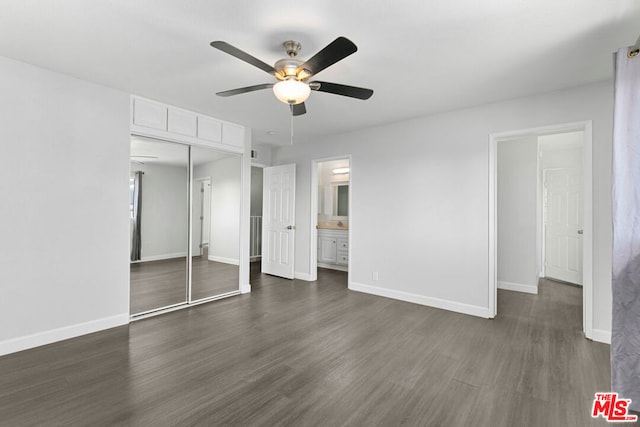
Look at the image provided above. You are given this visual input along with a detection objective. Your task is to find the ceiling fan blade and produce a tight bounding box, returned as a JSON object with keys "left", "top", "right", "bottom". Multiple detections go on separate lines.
{"left": 297, "top": 37, "right": 357, "bottom": 76}
{"left": 216, "top": 83, "right": 274, "bottom": 97}
{"left": 290, "top": 103, "right": 307, "bottom": 116}
{"left": 210, "top": 41, "right": 276, "bottom": 75}
{"left": 310, "top": 81, "right": 374, "bottom": 100}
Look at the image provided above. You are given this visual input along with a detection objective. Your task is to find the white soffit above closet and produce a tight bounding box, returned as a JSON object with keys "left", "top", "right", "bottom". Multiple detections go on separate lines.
{"left": 130, "top": 136, "right": 233, "bottom": 166}
{"left": 0, "top": 0, "right": 638, "bottom": 145}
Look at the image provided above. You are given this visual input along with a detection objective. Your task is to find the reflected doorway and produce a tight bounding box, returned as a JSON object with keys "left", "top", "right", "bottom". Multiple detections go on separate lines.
{"left": 195, "top": 178, "right": 212, "bottom": 257}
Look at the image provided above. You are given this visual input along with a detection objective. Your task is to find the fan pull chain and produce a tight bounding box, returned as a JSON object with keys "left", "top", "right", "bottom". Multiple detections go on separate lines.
{"left": 290, "top": 111, "right": 294, "bottom": 145}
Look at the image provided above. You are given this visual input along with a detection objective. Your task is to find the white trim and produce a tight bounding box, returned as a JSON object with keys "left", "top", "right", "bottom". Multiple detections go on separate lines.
{"left": 310, "top": 160, "right": 320, "bottom": 282}
{"left": 582, "top": 122, "right": 594, "bottom": 339}
{"left": 497, "top": 280, "right": 538, "bottom": 295}
{"left": 349, "top": 282, "right": 492, "bottom": 318}
{"left": 239, "top": 128, "right": 252, "bottom": 294}
{"left": 488, "top": 135, "right": 497, "bottom": 318}
{"left": 294, "top": 271, "right": 315, "bottom": 281}
{"left": 187, "top": 146, "right": 193, "bottom": 303}
{"left": 190, "top": 290, "right": 241, "bottom": 306}
{"left": 536, "top": 143, "right": 543, "bottom": 280}
{"left": 0, "top": 314, "right": 129, "bottom": 356}
{"left": 133, "top": 252, "right": 187, "bottom": 263}
{"left": 131, "top": 126, "right": 243, "bottom": 154}
{"left": 489, "top": 120, "right": 593, "bottom": 339}
{"left": 591, "top": 329, "right": 611, "bottom": 344}
{"left": 131, "top": 291, "right": 242, "bottom": 321}
{"left": 207, "top": 255, "right": 239, "bottom": 265}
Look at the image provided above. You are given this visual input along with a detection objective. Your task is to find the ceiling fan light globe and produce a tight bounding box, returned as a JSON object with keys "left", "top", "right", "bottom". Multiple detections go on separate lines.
{"left": 273, "top": 80, "right": 310, "bottom": 105}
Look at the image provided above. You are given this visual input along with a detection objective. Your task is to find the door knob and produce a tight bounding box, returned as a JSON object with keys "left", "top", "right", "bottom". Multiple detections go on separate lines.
{"left": 287, "top": 225, "right": 295, "bottom": 230}
{"left": 577, "top": 229, "right": 584, "bottom": 235}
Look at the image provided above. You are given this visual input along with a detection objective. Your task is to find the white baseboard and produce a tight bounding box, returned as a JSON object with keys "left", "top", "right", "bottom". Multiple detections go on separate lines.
{"left": 240, "top": 283, "right": 251, "bottom": 294}
{"left": 317, "top": 263, "right": 348, "bottom": 272}
{"left": 0, "top": 313, "right": 129, "bottom": 357}
{"left": 349, "top": 282, "right": 492, "bottom": 318}
{"left": 133, "top": 252, "right": 187, "bottom": 263}
{"left": 498, "top": 280, "right": 538, "bottom": 295}
{"left": 208, "top": 255, "right": 240, "bottom": 266}
{"left": 591, "top": 328, "right": 611, "bottom": 344}
{"left": 295, "top": 271, "right": 315, "bottom": 281}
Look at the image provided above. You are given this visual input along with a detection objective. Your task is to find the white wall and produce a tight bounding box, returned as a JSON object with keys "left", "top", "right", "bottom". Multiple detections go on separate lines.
{"left": 272, "top": 81, "right": 613, "bottom": 339}
{"left": 133, "top": 162, "right": 189, "bottom": 261}
{"left": 0, "top": 56, "right": 130, "bottom": 355}
{"left": 194, "top": 156, "right": 241, "bottom": 264}
{"left": 539, "top": 132, "right": 584, "bottom": 170}
{"left": 251, "top": 142, "right": 273, "bottom": 166}
{"left": 497, "top": 137, "right": 539, "bottom": 292}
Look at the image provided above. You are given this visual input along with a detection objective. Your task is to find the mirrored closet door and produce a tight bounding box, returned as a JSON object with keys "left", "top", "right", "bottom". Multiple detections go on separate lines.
{"left": 129, "top": 137, "right": 241, "bottom": 316}
{"left": 129, "top": 137, "right": 189, "bottom": 314}
{"left": 190, "top": 146, "right": 241, "bottom": 301}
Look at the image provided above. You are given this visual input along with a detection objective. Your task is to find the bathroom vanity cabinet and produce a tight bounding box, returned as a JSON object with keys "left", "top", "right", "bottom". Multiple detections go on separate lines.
{"left": 317, "top": 229, "right": 348, "bottom": 271}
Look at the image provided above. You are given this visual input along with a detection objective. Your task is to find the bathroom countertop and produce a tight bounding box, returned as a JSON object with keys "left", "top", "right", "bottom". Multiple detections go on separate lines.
{"left": 317, "top": 221, "right": 348, "bottom": 230}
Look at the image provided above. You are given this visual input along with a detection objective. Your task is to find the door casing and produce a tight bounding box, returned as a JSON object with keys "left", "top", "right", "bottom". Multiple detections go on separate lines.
{"left": 489, "top": 121, "right": 593, "bottom": 338}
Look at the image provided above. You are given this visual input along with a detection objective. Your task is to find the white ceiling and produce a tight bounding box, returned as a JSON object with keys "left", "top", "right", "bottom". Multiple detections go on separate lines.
{"left": 1, "top": 0, "right": 638, "bottom": 146}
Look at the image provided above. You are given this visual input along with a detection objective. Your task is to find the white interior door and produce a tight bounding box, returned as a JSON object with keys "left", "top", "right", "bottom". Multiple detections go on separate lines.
{"left": 261, "top": 164, "right": 296, "bottom": 279}
{"left": 544, "top": 168, "right": 583, "bottom": 285}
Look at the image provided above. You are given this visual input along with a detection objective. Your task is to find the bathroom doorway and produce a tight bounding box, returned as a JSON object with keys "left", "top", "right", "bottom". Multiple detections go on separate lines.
{"left": 310, "top": 156, "right": 351, "bottom": 283}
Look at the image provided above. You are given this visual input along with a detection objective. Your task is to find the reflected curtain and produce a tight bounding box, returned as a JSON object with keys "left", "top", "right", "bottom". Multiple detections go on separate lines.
{"left": 130, "top": 171, "right": 142, "bottom": 262}
{"left": 612, "top": 46, "right": 640, "bottom": 411}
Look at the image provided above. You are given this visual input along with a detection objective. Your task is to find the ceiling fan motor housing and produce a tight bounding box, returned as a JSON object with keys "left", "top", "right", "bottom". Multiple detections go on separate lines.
{"left": 274, "top": 58, "right": 306, "bottom": 80}
{"left": 275, "top": 41, "right": 312, "bottom": 81}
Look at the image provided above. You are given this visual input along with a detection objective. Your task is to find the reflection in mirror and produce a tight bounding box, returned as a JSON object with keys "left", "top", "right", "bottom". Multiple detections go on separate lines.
{"left": 129, "top": 136, "right": 189, "bottom": 314}
{"left": 317, "top": 159, "right": 350, "bottom": 226}
{"left": 335, "top": 184, "right": 349, "bottom": 216}
{"left": 191, "top": 146, "right": 240, "bottom": 301}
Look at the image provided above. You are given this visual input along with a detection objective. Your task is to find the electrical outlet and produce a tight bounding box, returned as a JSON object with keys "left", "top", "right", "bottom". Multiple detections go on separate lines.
{"left": 372, "top": 272, "right": 379, "bottom": 281}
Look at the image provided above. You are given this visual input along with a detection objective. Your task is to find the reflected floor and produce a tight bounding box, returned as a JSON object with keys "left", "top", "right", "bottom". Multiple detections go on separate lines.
{"left": 130, "top": 256, "right": 239, "bottom": 314}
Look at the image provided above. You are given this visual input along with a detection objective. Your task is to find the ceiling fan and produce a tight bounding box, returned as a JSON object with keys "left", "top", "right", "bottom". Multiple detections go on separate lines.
{"left": 210, "top": 36, "right": 374, "bottom": 116}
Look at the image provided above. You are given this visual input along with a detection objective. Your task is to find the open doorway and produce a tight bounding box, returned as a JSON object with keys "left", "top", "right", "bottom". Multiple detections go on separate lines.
{"left": 310, "top": 157, "right": 351, "bottom": 283}
{"left": 194, "top": 177, "right": 211, "bottom": 257}
{"left": 249, "top": 166, "right": 263, "bottom": 264}
{"left": 539, "top": 132, "right": 584, "bottom": 285}
{"left": 489, "top": 121, "right": 593, "bottom": 338}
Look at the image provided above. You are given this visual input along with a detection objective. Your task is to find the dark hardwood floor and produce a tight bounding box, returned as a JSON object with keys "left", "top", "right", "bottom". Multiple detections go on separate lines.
{"left": 130, "top": 256, "right": 239, "bottom": 314}
{"left": 0, "top": 268, "right": 616, "bottom": 426}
